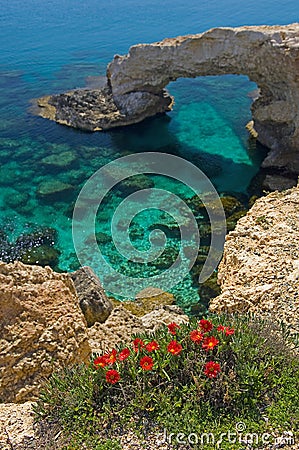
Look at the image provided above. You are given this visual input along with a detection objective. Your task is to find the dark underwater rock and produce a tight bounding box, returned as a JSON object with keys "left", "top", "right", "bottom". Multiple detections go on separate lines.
{"left": 117, "top": 174, "right": 154, "bottom": 196}
{"left": 19, "top": 245, "right": 60, "bottom": 268}
{"left": 37, "top": 180, "right": 74, "bottom": 201}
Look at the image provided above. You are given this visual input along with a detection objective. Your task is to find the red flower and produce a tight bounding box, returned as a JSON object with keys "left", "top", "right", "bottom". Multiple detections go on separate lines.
{"left": 217, "top": 325, "right": 235, "bottom": 335}
{"left": 140, "top": 356, "right": 154, "bottom": 371}
{"left": 118, "top": 348, "right": 130, "bottom": 361}
{"left": 204, "top": 361, "right": 221, "bottom": 378}
{"left": 202, "top": 336, "right": 219, "bottom": 351}
{"left": 106, "top": 369, "right": 120, "bottom": 384}
{"left": 93, "top": 355, "right": 108, "bottom": 369}
{"left": 106, "top": 349, "right": 117, "bottom": 365}
{"left": 199, "top": 319, "right": 213, "bottom": 333}
{"left": 167, "top": 322, "right": 180, "bottom": 335}
{"left": 190, "top": 330, "right": 204, "bottom": 343}
{"left": 225, "top": 327, "right": 235, "bottom": 336}
{"left": 167, "top": 340, "right": 183, "bottom": 355}
{"left": 145, "top": 341, "right": 160, "bottom": 352}
{"left": 133, "top": 338, "right": 145, "bottom": 352}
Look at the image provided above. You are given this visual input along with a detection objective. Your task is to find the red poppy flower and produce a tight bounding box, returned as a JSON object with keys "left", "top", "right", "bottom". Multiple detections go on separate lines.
{"left": 140, "top": 356, "right": 154, "bottom": 371}
{"left": 93, "top": 355, "right": 108, "bottom": 369}
{"left": 202, "top": 336, "right": 219, "bottom": 351}
{"left": 199, "top": 319, "right": 213, "bottom": 333}
{"left": 133, "top": 338, "right": 145, "bottom": 352}
{"left": 145, "top": 341, "right": 160, "bottom": 352}
{"left": 204, "top": 361, "right": 221, "bottom": 378}
{"left": 167, "top": 322, "right": 180, "bottom": 335}
{"left": 190, "top": 330, "right": 204, "bottom": 343}
{"left": 167, "top": 340, "right": 183, "bottom": 355}
{"left": 118, "top": 348, "right": 130, "bottom": 361}
{"left": 106, "top": 349, "right": 117, "bottom": 365}
{"left": 217, "top": 325, "right": 226, "bottom": 332}
{"left": 106, "top": 369, "right": 120, "bottom": 384}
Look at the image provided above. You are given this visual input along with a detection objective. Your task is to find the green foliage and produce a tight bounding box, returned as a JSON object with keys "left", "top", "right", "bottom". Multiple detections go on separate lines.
{"left": 35, "top": 314, "right": 299, "bottom": 449}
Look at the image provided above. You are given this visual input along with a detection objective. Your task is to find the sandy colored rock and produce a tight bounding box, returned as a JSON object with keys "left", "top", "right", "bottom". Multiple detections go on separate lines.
{"left": 141, "top": 304, "right": 189, "bottom": 332}
{"left": 88, "top": 306, "right": 144, "bottom": 353}
{"left": 210, "top": 185, "right": 299, "bottom": 333}
{"left": 88, "top": 302, "right": 189, "bottom": 353}
{"left": 0, "top": 261, "right": 91, "bottom": 403}
{"left": 0, "top": 402, "right": 35, "bottom": 449}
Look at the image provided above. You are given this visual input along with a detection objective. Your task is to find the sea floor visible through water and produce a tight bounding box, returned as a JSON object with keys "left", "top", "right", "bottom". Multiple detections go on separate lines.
{"left": 1, "top": 0, "right": 295, "bottom": 311}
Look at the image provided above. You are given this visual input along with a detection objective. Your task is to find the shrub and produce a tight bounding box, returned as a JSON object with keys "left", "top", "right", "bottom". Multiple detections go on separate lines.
{"left": 35, "top": 314, "right": 299, "bottom": 449}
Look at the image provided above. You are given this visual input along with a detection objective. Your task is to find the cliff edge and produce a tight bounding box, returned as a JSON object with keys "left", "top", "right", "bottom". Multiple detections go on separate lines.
{"left": 210, "top": 184, "right": 299, "bottom": 334}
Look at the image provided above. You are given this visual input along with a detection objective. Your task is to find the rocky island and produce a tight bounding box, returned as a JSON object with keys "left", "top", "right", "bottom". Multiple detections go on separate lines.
{"left": 35, "top": 24, "right": 299, "bottom": 185}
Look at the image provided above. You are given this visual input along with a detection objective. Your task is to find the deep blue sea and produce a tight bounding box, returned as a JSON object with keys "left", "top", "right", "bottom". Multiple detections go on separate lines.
{"left": 0, "top": 0, "right": 298, "bottom": 308}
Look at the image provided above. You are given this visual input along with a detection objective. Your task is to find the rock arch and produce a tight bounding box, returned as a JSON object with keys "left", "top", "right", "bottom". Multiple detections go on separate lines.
{"left": 36, "top": 24, "right": 299, "bottom": 181}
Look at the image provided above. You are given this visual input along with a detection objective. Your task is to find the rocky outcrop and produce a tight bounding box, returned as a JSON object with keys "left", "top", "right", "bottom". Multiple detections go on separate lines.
{"left": 70, "top": 266, "right": 113, "bottom": 326}
{"left": 88, "top": 303, "right": 189, "bottom": 353}
{"left": 0, "top": 260, "right": 187, "bottom": 401}
{"left": 0, "top": 402, "right": 36, "bottom": 450}
{"left": 35, "top": 85, "right": 172, "bottom": 132}
{"left": 0, "top": 262, "right": 91, "bottom": 403}
{"left": 209, "top": 184, "right": 299, "bottom": 333}
{"left": 35, "top": 24, "right": 299, "bottom": 180}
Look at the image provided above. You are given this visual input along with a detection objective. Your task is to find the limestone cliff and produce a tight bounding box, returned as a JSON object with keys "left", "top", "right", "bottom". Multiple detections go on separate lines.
{"left": 209, "top": 184, "right": 299, "bottom": 333}
{"left": 0, "top": 262, "right": 91, "bottom": 403}
{"left": 0, "top": 262, "right": 188, "bottom": 402}
{"left": 35, "top": 24, "right": 299, "bottom": 179}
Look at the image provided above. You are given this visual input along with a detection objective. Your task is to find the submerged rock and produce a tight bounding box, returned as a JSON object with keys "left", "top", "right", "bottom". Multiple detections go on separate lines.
{"left": 198, "top": 272, "right": 221, "bottom": 306}
{"left": 117, "top": 174, "right": 154, "bottom": 196}
{"left": 19, "top": 245, "right": 60, "bottom": 268}
{"left": 0, "top": 227, "right": 60, "bottom": 268}
{"left": 41, "top": 150, "right": 77, "bottom": 171}
{"left": 37, "top": 180, "right": 74, "bottom": 201}
{"left": 4, "top": 190, "right": 30, "bottom": 210}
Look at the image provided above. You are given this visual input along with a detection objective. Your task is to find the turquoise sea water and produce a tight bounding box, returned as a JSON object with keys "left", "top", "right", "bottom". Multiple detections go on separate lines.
{"left": 0, "top": 0, "right": 298, "bottom": 308}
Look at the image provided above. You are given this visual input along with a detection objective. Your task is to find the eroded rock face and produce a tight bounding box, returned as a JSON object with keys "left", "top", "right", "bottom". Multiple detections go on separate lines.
{"left": 36, "top": 24, "right": 299, "bottom": 179}
{"left": 209, "top": 185, "right": 299, "bottom": 333}
{"left": 0, "top": 262, "right": 91, "bottom": 403}
{"left": 88, "top": 303, "right": 189, "bottom": 353}
{"left": 108, "top": 24, "right": 299, "bottom": 170}
{"left": 70, "top": 266, "right": 113, "bottom": 326}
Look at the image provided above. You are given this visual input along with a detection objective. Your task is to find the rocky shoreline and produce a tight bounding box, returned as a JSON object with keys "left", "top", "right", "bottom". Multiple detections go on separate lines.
{"left": 34, "top": 24, "right": 299, "bottom": 188}
{"left": 1, "top": 185, "right": 299, "bottom": 448}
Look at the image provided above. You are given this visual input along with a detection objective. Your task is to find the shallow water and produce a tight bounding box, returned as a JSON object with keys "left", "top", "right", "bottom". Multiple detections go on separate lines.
{"left": 0, "top": 0, "right": 298, "bottom": 309}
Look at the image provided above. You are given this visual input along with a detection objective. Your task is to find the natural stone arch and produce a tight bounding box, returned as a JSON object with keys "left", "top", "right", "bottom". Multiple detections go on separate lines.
{"left": 36, "top": 24, "right": 299, "bottom": 181}
{"left": 107, "top": 25, "right": 299, "bottom": 171}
